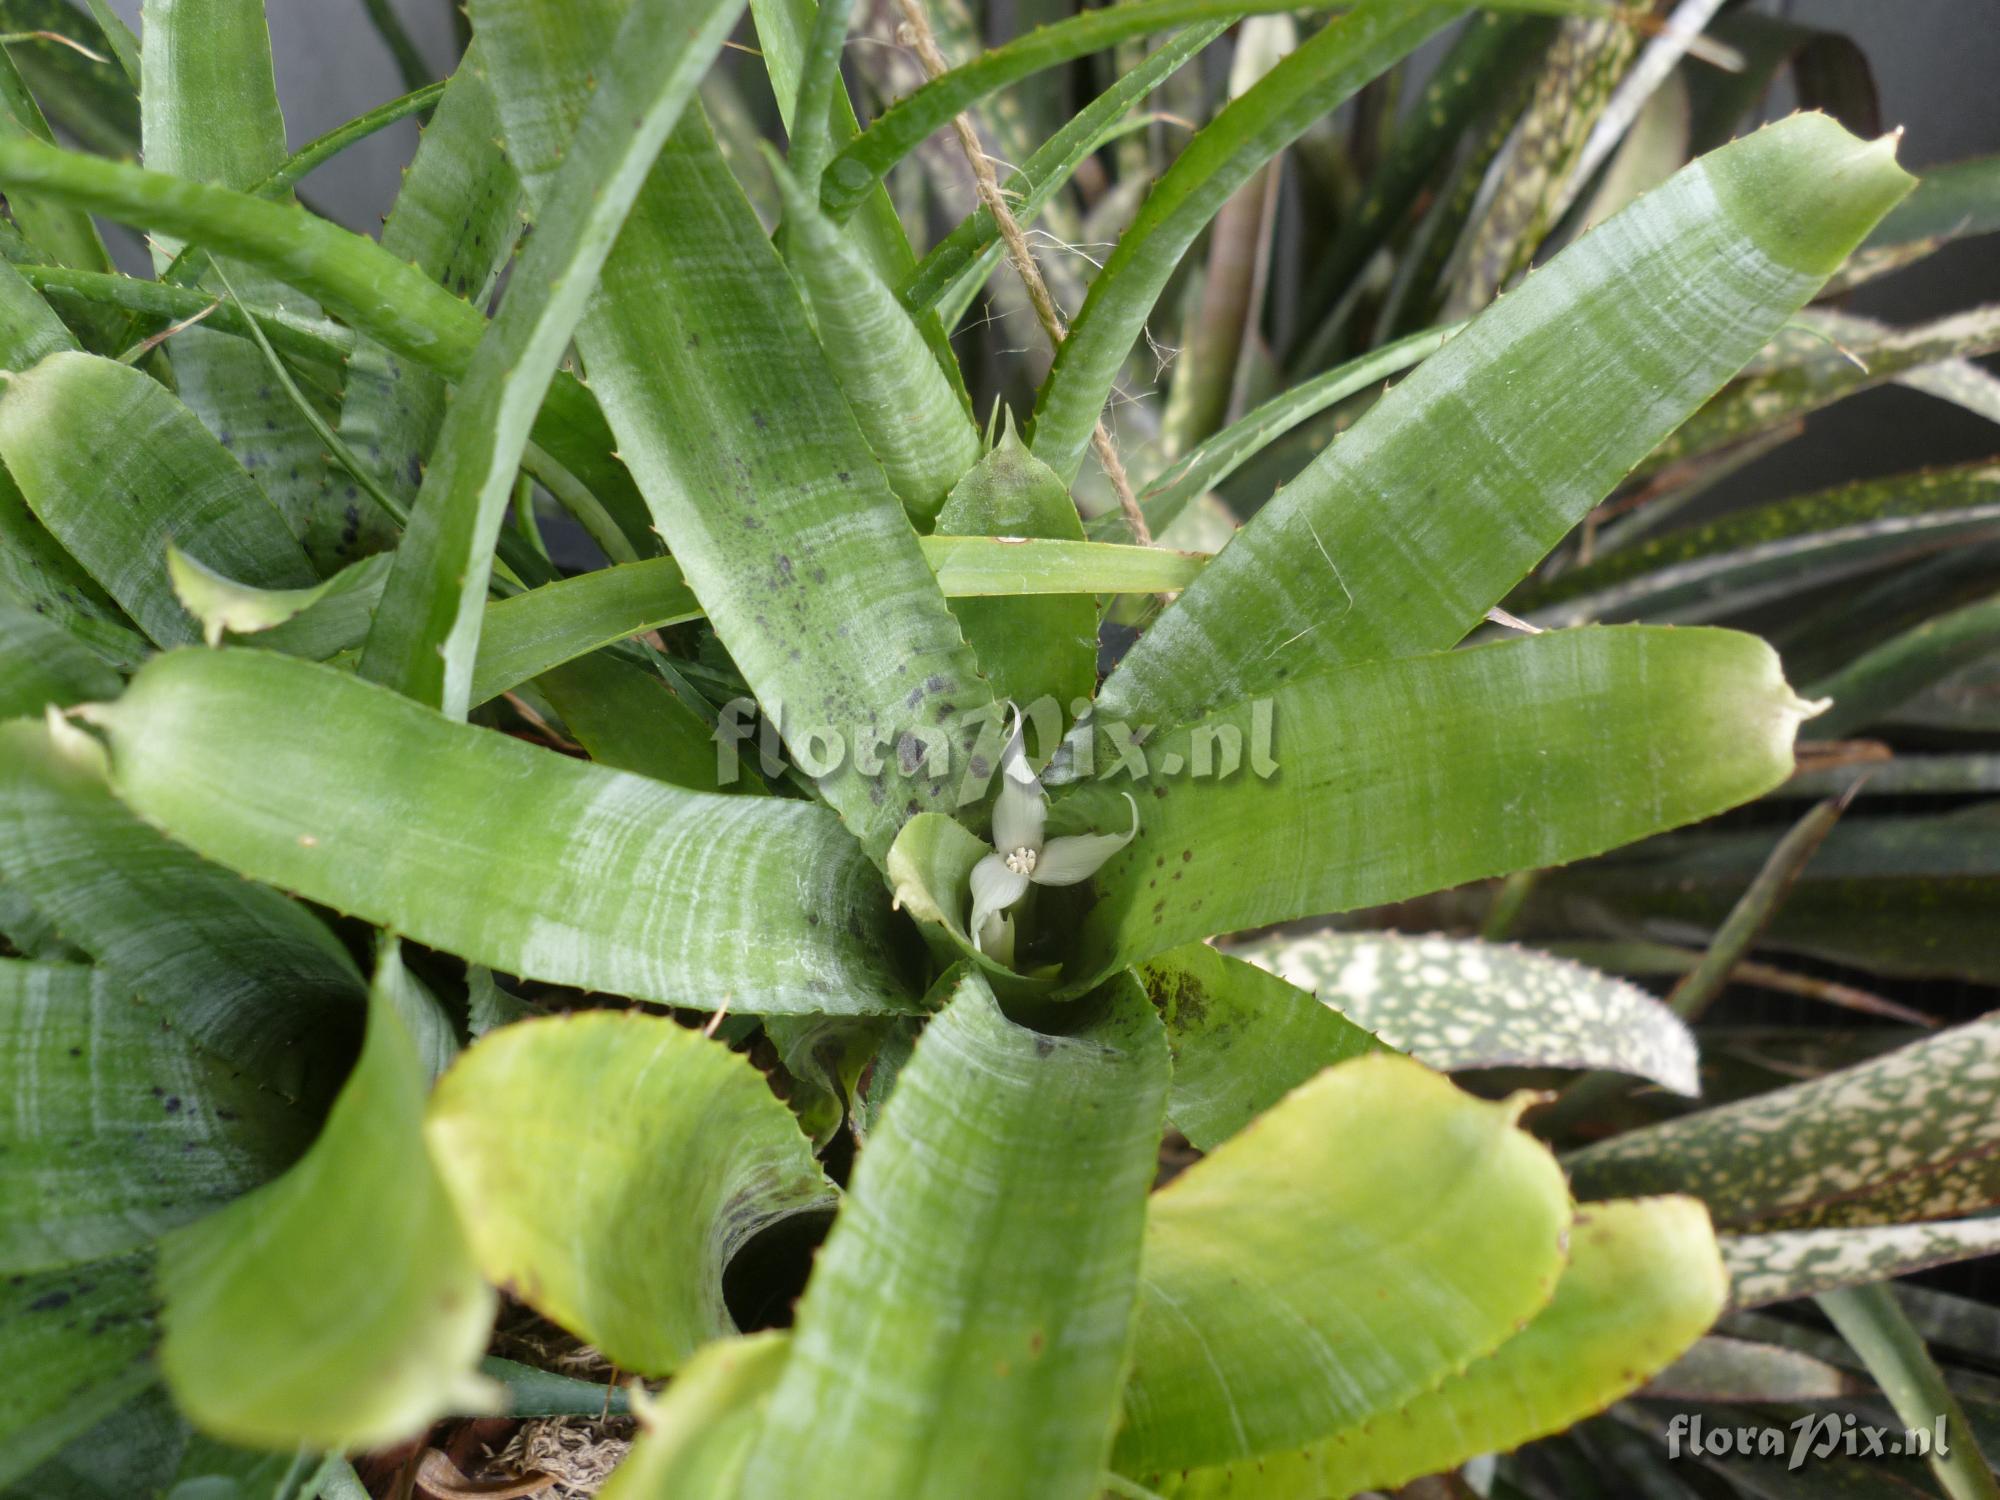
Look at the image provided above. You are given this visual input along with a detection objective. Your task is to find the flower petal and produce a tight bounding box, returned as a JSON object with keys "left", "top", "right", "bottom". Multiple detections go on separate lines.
{"left": 968, "top": 851, "right": 1031, "bottom": 951}
{"left": 992, "top": 706, "right": 1046, "bottom": 856}
{"left": 1031, "top": 794, "right": 1140, "bottom": 887}
{"left": 977, "top": 909, "right": 1017, "bottom": 968}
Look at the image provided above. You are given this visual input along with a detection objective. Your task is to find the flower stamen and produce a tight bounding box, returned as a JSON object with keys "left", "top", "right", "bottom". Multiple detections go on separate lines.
{"left": 1004, "top": 846, "right": 1038, "bottom": 876}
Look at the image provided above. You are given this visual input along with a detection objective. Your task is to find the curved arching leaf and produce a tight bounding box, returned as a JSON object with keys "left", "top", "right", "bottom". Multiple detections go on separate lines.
{"left": 0, "top": 352, "right": 316, "bottom": 648}
{"left": 0, "top": 958, "right": 311, "bottom": 1273}
{"left": 157, "top": 944, "right": 496, "bottom": 1450}
{"left": 1094, "top": 114, "right": 1912, "bottom": 732}
{"left": 360, "top": 0, "right": 744, "bottom": 716}
{"left": 1568, "top": 1012, "right": 2000, "bottom": 1229}
{"left": 1138, "top": 940, "right": 1384, "bottom": 1150}
{"left": 425, "top": 1011, "right": 834, "bottom": 1376}
{"left": 1233, "top": 928, "right": 1699, "bottom": 1094}
{"left": 1061, "top": 626, "right": 1816, "bottom": 987}
{"left": 1142, "top": 1196, "right": 1725, "bottom": 1498}
{"left": 83, "top": 649, "right": 912, "bottom": 1017}
{"left": 1117, "top": 1051, "right": 1571, "bottom": 1471}
{"left": 738, "top": 971, "right": 1169, "bottom": 1500}
{"left": 0, "top": 715, "right": 364, "bottom": 1081}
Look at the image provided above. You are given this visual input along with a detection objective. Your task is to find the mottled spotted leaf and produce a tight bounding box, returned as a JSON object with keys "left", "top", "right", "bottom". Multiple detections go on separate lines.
{"left": 1568, "top": 1013, "right": 2000, "bottom": 1229}
{"left": 1725, "top": 1219, "right": 2000, "bottom": 1309}
{"left": 1232, "top": 929, "right": 1699, "bottom": 1095}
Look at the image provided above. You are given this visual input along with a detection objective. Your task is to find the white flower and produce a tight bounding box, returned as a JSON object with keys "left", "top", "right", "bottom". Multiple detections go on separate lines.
{"left": 970, "top": 708, "right": 1138, "bottom": 960}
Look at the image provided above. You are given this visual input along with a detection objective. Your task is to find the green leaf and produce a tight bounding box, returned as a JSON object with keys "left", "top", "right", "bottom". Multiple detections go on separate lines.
{"left": 1645, "top": 304, "right": 2000, "bottom": 476}
{"left": 1517, "top": 461, "right": 2000, "bottom": 628}
{"left": 1806, "top": 591, "right": 2000, "bottom": 738}
{"left": 425, "top": 1010, "right": 834, "bottom": 1376}
{"left": 1094, "top": 114, "right": 1912, "bottom": 732}
{"left": 85, "top": 648, "right": 913, "bottom": 1017}
{"left": 167, "top": 547, "right": 391, "bottom": 658}
{"left": 1144, "top": 1196, "right": 1725, "bottom": 1498}
{"left": 0, "top": 1, "right": 138, "bottom": 157}
{"left": 1567, "top": 1012, "right": 2000, "bottom": 1229}
{"left": 934, "top": 425, "right": 1096, "bottom": 725}
{"left": 1117, "top": 1051, "right": 1571, "bottom": 1471}
{"left": 598, "top": 1334, "right": 791, "bottom": 1500}
{"left": 0, "top": 595, "right": 120, "bottom": 718}
{"left": 0, "top": 459, "right": 147, "bottom": 671}
{"left": 0, "top": 137, "right": 641, "bottom": 539}
{"left": 158, "top": 942, "right": 497, "bottom": 1451}
{"left": 306, "top": 45, "right": 525, "bottom": 570}
{"left": 538, "top": 652, "right": 744, "bottom": 792}
{"left": 770, "top": 156, "right": 978, "bottom": 526}
{"left": 737, "top": 970, "right": 1169, "bottom": 1500}
{"left": 1233, "top": 929, "right": 1699, "bottom": 1093}
{"left": 1725, "top": 1220, "right": 2000, "bottom": 1309}
{"left": 0, "top": 253, "right": 77, "bottom": 368}
{"left": 360, "top": 0, "right": 743, "bottom": 716}
{"left": 0, "top": 715, "right": 364, "bottom": 1079}
{"left": 1137, "top": 940, "right": 1384, "bottom": 1150}
{"left": 905, "top": 23, "right": 1224, "bottom": 321}
{"left": 0, "top": 958, "right": 311, "bottom": 1272}
{"left": 1061, "top": 626, "right": 1815, "bottom": 987}
{"left": 0, "top": 351, "right": 316, "bottom": 648}
{"left": 1644, "top": 1336, "right": 1858, "bottom": 1403}
{"left": 1031, "top": 0, "right": 1469, "bottom": 482}
{"left": 0, "top": 1251, "right": 156, "bottom": 1489}
{"left": 1105, "top": 322, "right": 1458, "bottom": 544}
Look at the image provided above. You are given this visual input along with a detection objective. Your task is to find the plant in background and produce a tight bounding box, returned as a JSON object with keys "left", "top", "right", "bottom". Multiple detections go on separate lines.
{"left": 0, "top": 1, "right": 1995, "bottom": 1499}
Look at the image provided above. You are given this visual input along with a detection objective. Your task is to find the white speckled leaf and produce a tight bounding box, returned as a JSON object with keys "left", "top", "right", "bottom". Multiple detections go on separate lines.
{"left": 1568, "top": 1012, "right": 2000, "bottom": 1229}
{"left": 1724, "top": 1219, "right": 2000, "bottom": 1309}
{"left": 1232, "top": 929, "right": 1699, "bottom": 1095}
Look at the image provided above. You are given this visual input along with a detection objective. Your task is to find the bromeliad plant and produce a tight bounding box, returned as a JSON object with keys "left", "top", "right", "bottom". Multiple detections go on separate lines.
{"left": 0, "top": 0, "right": 1994, "bottom": 1497}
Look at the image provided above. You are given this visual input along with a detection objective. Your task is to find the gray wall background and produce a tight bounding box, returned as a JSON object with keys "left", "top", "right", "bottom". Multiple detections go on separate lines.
{"left": 105, "top": 0, "right": 2000, "bottom": 502}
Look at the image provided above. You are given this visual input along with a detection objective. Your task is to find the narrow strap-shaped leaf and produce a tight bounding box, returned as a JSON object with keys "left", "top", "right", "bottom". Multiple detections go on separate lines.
{"left": 139, "top": 0, "right": 329, "bottom": 534}
{"left": 426, "top": 1011, "right": 834, "bottom": 1376}
{"left": 1061, "top": 625, "right": 1816, "bottom": 987}
{"left": 1101, "top": 322, "right": 1458, "bottom": 544}
{"left": 0, "top": 595, "right": 120, "bottom": 718}
{"left": 1816, "top": 1284, "right": 2000, "bottom": 1500}
{"left": 360, "top": 0, "right": 746, "bottom": 716}
{"left": 1139, "top": 940, "right": 1383, "bottom": 1150}
{"left": 0, "top": 137, "right": 641, "bottom": 537}
{"left": 1518, "top": 461, "right": 2000, "bottom": 628}
{"left": 0, "top": 351, "right": 316, "bottom": 647}
{"left": 904, "top": 23, "right": 1224, "bottom": 318}
{"left": 1567, "top": 1012, "right": 2000, "bottom": 1229}
{"left": 0, "top": 460, "right": 147, "bottom": 672}
{"left": 0, "top": 958, "right": 311, "bottom": 1273}
{"left": 1117, "top": 1051, "right": 1571, "bottom": 1471}
{"left": 1095, "top": 114, "right": 1912, "bottom": 731}
{"left": 84, "top": 648, "right": 914, "bottom": 1017}
{"left": 1807, "top": 591, "right": 2000, "bottom": 738}
{"left": 475, "top": 7, "right": 995, "bottom": 856}
{"left": 1233, "top": 929, "right": 1700, "bottom": 1094}
{"left": 1644, "top": 1336, "right": 1858, "bottom": 1402}
{"left": 1726, "top": 1220, "right": 2000, "bottom": 1309}
{"left": 0, "top": 1251, "right": 156, "bottom": 1488}
{"left": 770, "top": 159, "right": 978, "bottom": 526}
{"left": 307, "top": 45, "right": 525, "bottom": 569}
{"left": 0, "top": 715, "right": 365, "bottom": 1080}
{"left": 1144, "top": 1197, "right": 1725, "bottom": 1498}
{"left": 737, "top": 970, "right": 1169, "bottom": 1500}
{"left": 157, "top": 942, "right": 497, "bottom": 1450}
{"left": 0, "top": 252, "right": 76, "bottom": 368}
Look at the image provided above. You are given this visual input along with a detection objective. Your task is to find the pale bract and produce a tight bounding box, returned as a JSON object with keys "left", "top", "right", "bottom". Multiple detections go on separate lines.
{"left": 970, "top": 709, "right": 1138, "bottom": 963}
